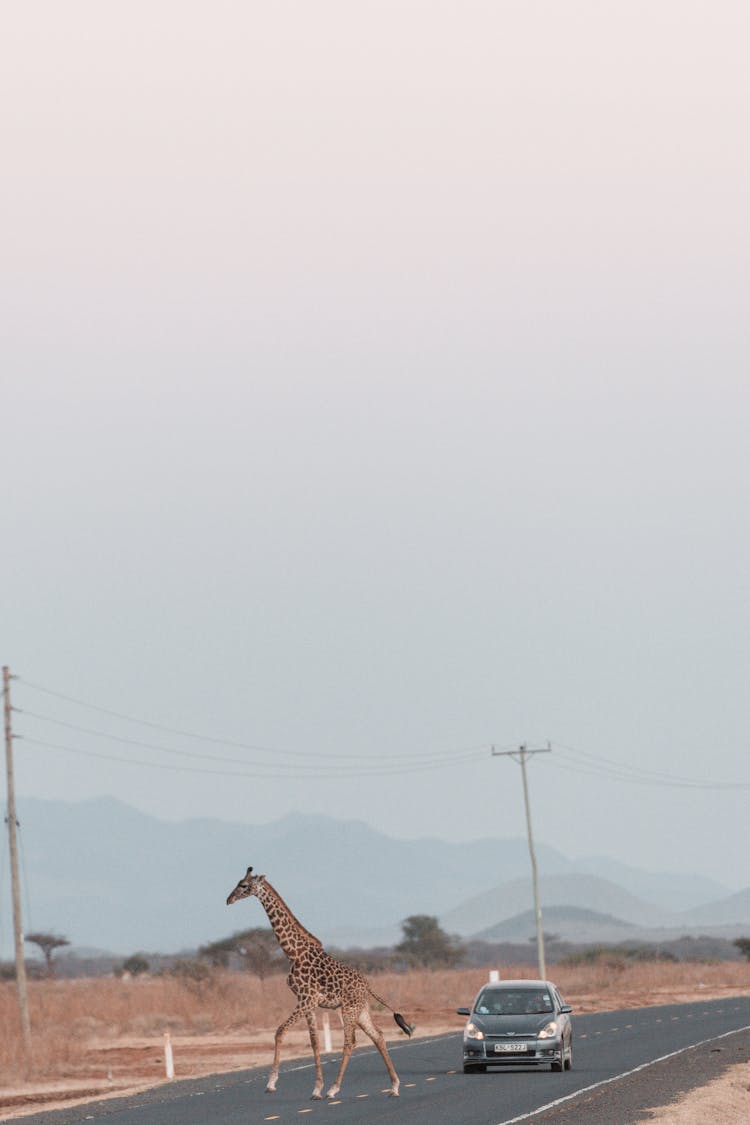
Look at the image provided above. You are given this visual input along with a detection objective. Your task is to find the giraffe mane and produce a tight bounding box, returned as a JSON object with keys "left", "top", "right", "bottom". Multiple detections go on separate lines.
{"left": 264, "top": 880, "right": 323, "bottom": 946}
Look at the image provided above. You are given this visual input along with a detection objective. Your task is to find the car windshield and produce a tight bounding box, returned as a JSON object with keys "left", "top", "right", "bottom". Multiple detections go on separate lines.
{"left": 475, "top": 988, "right": 554, "bottom": 1015}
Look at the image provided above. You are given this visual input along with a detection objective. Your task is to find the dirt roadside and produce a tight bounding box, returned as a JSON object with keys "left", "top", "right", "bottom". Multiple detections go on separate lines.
{"left": 639, "top": 1059, "right": 750, "bottom": 1124}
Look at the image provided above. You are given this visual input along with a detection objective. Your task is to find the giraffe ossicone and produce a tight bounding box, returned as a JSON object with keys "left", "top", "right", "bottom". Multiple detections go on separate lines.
{"left": 226, "top": 865, "right": 413, "bottom": 1100}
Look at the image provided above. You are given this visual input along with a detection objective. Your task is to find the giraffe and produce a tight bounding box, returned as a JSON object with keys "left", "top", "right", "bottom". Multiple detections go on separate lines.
{"left": 226, "top": 866, "right": 413, "bottom": 1099}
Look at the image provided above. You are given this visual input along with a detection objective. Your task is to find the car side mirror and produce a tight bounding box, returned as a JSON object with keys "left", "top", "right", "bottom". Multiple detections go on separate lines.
{"left": 560, "top": 1004, "right": 572, "bottom": 1013}
{"left": 456, "top": 1007, "right": 470, "bottom": 1016}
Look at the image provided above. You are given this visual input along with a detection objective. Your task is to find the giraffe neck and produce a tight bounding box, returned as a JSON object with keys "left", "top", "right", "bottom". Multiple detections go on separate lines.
{"left": 255, "top": 880, "right": 323, "bottom": 960}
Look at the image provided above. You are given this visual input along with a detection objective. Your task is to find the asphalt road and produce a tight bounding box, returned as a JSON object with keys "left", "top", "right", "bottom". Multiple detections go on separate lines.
{"left": 20, "top": 996, "right": 750, "bottom": 1125}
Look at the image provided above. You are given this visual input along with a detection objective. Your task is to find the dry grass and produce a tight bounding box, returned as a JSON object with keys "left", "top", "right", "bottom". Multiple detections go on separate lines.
{"left": 1, "top": 960, "right": 749, "bottom": 1089}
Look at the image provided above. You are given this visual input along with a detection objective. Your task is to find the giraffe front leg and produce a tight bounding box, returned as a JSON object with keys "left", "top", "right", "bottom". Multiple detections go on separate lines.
{"left": 266, "top": 1006, "right": 305, "bottom": 1093}
{"left": 305, "top": 1010, "right": 324, "bottom": 1099}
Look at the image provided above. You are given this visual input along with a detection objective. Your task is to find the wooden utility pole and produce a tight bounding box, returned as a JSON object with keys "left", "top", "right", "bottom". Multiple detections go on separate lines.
{"left": 3, "top": 666, "right": 32, "bottom": 1050}
{"left": 492, "top": 742, "right": 551, "bottom": 980}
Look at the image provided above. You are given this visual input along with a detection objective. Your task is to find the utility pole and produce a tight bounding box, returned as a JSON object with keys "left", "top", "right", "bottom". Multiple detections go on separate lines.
{"left": 492, "top": 742, "right": 551, "bottom": 980}
{"left": 3, "top": 666, "right": 32, "bottom": 1051}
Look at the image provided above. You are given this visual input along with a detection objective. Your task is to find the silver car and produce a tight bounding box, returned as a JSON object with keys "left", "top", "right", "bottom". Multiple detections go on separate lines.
{"left": 457, "top": 979, "right": 573, "bottom": 1073}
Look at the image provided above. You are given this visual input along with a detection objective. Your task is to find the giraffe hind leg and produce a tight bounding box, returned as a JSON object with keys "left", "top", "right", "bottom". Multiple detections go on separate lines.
{"left": 357, "top": 1006, "right": 400, "bottom": 1096}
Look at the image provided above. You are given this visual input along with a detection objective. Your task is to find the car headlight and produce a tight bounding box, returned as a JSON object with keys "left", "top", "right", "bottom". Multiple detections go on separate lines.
{"left": 538, "top": 1021, "right": 558, "bottom": 1039}
{"left": 465, "top": 1022, "right": 484, "bottom": 1040}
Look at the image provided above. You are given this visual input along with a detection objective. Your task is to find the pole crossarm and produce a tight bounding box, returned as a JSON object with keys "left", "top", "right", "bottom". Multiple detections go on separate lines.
{"left": 491, "top": 743, "right": 551, "bottom": 763}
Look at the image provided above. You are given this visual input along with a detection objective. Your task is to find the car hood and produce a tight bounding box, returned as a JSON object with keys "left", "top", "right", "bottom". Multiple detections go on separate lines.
{"left": 471, "top": 1014, "right": 553, "bottom": 1036}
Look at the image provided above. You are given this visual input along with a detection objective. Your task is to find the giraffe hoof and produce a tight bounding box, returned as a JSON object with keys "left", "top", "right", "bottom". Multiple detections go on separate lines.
{"left": 311, "top": 1093, "right": 323, "bottom": 1101}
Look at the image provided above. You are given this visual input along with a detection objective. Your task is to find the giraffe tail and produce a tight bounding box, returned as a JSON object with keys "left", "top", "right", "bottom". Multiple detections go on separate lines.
{"left": 368, "top": 987, "right": 415, "bottom": 1035}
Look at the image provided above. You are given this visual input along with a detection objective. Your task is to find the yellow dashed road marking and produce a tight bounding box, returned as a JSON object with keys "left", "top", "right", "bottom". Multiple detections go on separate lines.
{"left": 425, "top": 1076, "right": 437, "bottom": 1082}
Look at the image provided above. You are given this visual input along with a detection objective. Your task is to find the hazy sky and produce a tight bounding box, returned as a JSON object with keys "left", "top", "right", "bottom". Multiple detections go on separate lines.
{"left": 2, "top": 2, "right": 749, "bottom": 890}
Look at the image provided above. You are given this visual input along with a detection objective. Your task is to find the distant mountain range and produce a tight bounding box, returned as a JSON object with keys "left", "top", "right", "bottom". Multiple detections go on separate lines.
{"left": 475, "top": 906, "right": 637, "bottom": 944}
{"left": 443, "top": 876, "right": 750, "bottom": 945}
{"left": 5, "top": 797, "right": 748, "bottom": 957}
{"left": 442, "top": 874, "right": 669, "bottom": 936}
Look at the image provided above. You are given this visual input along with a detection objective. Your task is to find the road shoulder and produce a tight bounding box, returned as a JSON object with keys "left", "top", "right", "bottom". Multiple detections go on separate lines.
{"left": 527, "top": 1029, "right": 750, "bottom": 1125}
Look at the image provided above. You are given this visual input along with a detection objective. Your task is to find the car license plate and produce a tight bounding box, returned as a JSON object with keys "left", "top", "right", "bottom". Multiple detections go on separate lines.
{"left": 495, "top": 1042, "right": 527, "bottom": 1052}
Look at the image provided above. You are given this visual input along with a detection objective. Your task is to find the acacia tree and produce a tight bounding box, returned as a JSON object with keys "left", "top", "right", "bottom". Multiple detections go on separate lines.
{"left": 199, "top": 928, "right": 284, "bottom": 979}
{"left": 24, "top": 932, "right": 70, "bottom": 978}
{"left": 395, "top": 915, "right": 464, "bottom": 968}
{"left": 734, "top": 937, "right": 750, "bottom": 961}
{"left": 234, "top": 928, "right": 284, "bottom": 981}
{"left": 198, "top": 934, "right": 236, "bottom": 968}
{"left": 120, "top": 953, "right": 150, "bottom": 976}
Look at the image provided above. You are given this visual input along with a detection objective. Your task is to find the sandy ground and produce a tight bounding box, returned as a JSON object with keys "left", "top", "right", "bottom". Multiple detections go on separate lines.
{"left": 1, "top": 988, "right": 748, "bottom": 1122}
{"left": 639, "top": 1060, "right": 750, "bottom": 1124}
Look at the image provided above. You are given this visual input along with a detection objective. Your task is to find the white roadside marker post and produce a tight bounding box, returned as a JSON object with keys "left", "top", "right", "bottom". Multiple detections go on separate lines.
{"left": 164, "top": 1032, "right": 175, "bottom": 1079}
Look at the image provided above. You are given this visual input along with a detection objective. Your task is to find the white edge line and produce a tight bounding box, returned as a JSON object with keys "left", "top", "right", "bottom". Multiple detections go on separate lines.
{"left": 494, "top": 1023, "right": 750, "bottom": 1125}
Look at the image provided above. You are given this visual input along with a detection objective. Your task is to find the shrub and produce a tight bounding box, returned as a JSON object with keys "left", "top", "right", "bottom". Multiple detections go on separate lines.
{"left": 559, "top": 944, "right": 677, "bottom": 968}
{"left": 734, "top": 937, "right": 750, "bottom": 961}
{"left": 119, "top": 954, "right": 150, "bottom": 977}
{"left": 395, "top": 916, "right": 465, "bottom": 968}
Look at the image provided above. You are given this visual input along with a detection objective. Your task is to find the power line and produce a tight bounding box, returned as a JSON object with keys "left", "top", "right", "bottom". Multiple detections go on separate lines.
{"left": 546, "top": 741, "right": 750, "bottom": 790}
{"left": 19, "top": 707, "right": 490, "bottom": 766}
{"left": 17, "top": 681, "right": 488, "bottom": 763}
{"left": 17, "top": 679, "right": 320, "bottom": 755}
{"left": 554, "top": 739, "right": 717, "bottom": 782}
{"left": 15, "top": 678, "right": 750, "bottom": 791}
{"left": 21, "top": 736, "right": 490, "bottom": 780}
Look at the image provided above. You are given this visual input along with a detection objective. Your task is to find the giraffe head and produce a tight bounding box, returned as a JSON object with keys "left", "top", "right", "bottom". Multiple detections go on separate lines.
{"left": 226, "top": 866, "right": 266, "bottom": 905}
